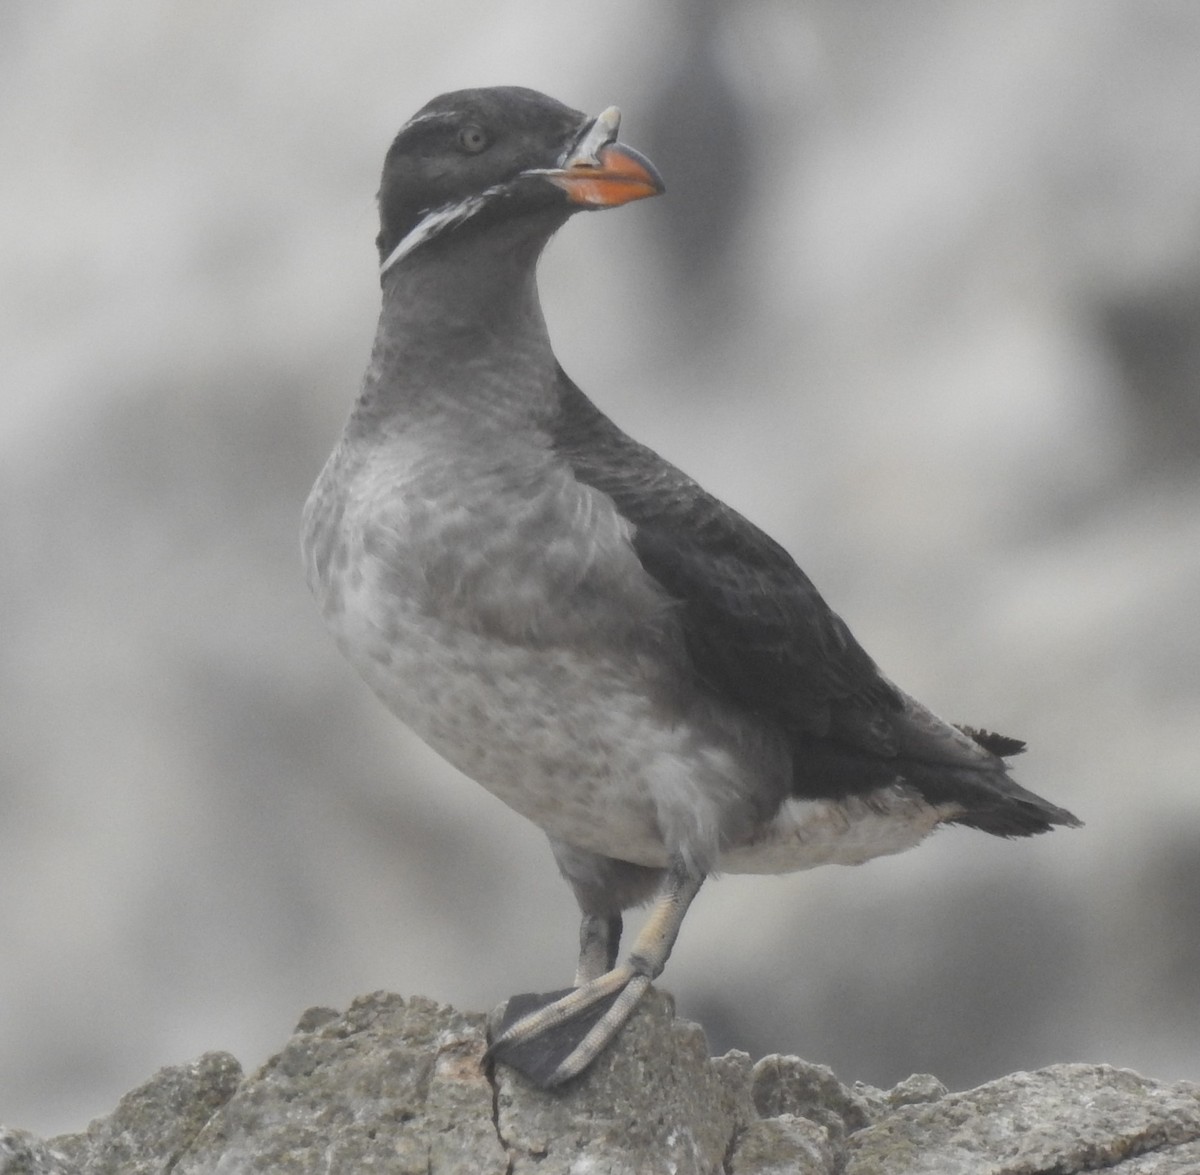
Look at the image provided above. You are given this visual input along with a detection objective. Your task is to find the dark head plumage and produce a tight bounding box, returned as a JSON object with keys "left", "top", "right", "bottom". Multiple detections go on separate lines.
{"left": 374, "top": 86, "right": 664, "bottom": 275}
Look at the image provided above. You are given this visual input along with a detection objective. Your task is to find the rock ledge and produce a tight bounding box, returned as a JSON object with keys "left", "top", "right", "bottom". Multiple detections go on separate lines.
{"left": 3, "top": 990, "right": 1198, "bottom": 1174}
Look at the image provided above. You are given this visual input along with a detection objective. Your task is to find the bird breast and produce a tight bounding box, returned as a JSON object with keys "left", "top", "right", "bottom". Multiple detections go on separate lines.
{"left": 301, "top": 428, "right": 771, "bottom": 871}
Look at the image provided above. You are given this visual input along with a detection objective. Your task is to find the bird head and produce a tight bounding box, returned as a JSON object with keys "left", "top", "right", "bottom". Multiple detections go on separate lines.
{"left": 376, "top": 87, "right": 664, "bottom": 278}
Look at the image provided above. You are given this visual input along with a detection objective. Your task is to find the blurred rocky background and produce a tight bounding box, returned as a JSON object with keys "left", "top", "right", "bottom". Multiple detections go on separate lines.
{"left": 2, "top": 0, "right": 1197, "bottom": 1138}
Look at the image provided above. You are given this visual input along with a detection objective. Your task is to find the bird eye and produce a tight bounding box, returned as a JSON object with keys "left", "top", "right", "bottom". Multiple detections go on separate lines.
{"left": 457, "top": 124, "right": 489, "bottom": 154}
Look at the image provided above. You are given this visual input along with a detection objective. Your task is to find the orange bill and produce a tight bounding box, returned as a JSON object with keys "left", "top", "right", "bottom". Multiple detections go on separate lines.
{"left": 549, "top": 142, "right": 665, "bottom": 208}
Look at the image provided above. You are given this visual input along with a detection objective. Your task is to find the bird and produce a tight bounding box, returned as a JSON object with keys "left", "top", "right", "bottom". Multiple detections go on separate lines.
{"left": 301, "top": 86, "right": 1080, "bottom": 1089}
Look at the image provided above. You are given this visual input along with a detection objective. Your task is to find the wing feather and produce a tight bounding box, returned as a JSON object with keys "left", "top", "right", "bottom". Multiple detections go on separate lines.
{"left": 548, "top": 371, "right": 900, "bottom": 745}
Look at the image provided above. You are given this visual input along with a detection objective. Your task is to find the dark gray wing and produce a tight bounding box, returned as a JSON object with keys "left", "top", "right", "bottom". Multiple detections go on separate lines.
{"left": 548, "top": 370, "right": 901, "bottom": 745}
{"left": 548, "top": 371, "right": 1081, "bottom": 835}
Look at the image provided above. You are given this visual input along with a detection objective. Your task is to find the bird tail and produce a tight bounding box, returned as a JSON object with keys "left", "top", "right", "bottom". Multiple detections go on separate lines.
{"left": 912, "top": 761, "right": 1082, "bottom": 837}
{"left": 891, "top": 707, "right": 1081, "bottom": 837}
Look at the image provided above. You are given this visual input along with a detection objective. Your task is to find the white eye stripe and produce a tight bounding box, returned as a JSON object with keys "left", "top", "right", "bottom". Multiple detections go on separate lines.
{"left": 399, "top": 110, "right": 455, "bottom": 131}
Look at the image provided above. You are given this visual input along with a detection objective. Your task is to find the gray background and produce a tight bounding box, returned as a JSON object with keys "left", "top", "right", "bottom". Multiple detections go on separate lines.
{"left": 3, "top": 0, "right": 1198, "bottom": 1137}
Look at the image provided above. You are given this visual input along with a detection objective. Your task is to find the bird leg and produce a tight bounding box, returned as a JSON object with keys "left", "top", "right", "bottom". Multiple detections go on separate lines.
{"left": 576, "top": 912, "right": 622, "bottom": 985}
{"left": 488, "top": 861, "right": 704, "bottom": 1087}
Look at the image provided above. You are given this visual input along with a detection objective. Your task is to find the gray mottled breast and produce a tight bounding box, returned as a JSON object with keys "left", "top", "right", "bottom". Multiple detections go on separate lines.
{"left": 302, "top": 423, "right": 787, "bottom": 872}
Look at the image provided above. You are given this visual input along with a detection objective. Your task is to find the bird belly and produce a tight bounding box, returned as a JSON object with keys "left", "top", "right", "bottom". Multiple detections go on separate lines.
{"left": 328, "top": 584, "right": 735, "bottom": 869}
{"left": 304, "top": 451, "right": 765, "bottom": 872}
{"left": 718, "top": 788, "right": 957, "bottom": 875}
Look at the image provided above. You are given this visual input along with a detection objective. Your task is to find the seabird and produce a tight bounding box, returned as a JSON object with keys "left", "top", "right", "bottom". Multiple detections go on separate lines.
{"left": 301, "top": 86, "right": 1080, "bottom": 1088}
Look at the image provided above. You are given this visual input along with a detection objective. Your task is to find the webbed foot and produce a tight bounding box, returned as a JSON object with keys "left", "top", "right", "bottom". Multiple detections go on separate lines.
{"left": 487, "top": 971, "right": 650, "bottom": 1087}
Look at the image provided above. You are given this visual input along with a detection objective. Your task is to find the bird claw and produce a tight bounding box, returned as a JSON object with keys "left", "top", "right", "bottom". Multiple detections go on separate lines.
{"left": 487, "top": 970, "right": 651, "bottom": 1088}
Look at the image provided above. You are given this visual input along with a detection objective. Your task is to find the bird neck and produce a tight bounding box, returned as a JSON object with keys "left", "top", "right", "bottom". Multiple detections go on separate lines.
{"left": 350, "top": 223, "right": 561, "bottom": 434}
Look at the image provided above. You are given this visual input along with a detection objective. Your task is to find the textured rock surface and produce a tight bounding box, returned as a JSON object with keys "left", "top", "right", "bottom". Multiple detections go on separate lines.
{"left": 494, "top": 990, "right": 753, "bottom": 1174}
{"left": 842, "top": 1063, "right": 1200, "bottom": 1175}
{"left": 53, "top": 1051, "right": 244, "bottom": 1174}
{"left": 1, "top": 990, "right": 1197, "bottom": 1174}
{"left": 177, "top": 994, "right": 507, "bottom": 1175}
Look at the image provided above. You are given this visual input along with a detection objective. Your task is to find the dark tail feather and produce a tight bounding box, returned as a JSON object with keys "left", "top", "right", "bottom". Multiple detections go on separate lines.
{"left": 792, "top": 699, "right": 1080, "bottom": 836}
{"left": 910, "top": 762, "right": 1082, "bottom": 837}
{"left": 947, "top": 787, "right": 1082, "bottom": 837}
{"left": 956, "top": 725, "right": 1027, "bottom": 757}
{"left": 891, "top": 708, "right": 1079, "bottom": 836}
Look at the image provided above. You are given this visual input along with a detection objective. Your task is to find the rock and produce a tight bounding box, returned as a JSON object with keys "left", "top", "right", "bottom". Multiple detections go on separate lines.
{"left": 494, "top": 989, "right": 754, "bottom": 1174}
{"left": 842, "top": 1063, "right": 1200, "bottom": 1175}
{"left": 750, "top": 1054, "right": 875, "bottom": 1142}
{"left": 0, "top": 1130, "right": 74, "bottom": 1175}
{"left": 726, "top": 1114, "right": 835, "bottom": 1175}
{"left": 177, "top": 992, "right": 506, "bottom": 1175}
{"left": 46, "top": 1052, "right": 243, "bottom": 1174}
{"left": 0, "top": 990, "right": 1195, "bottom": 1174}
